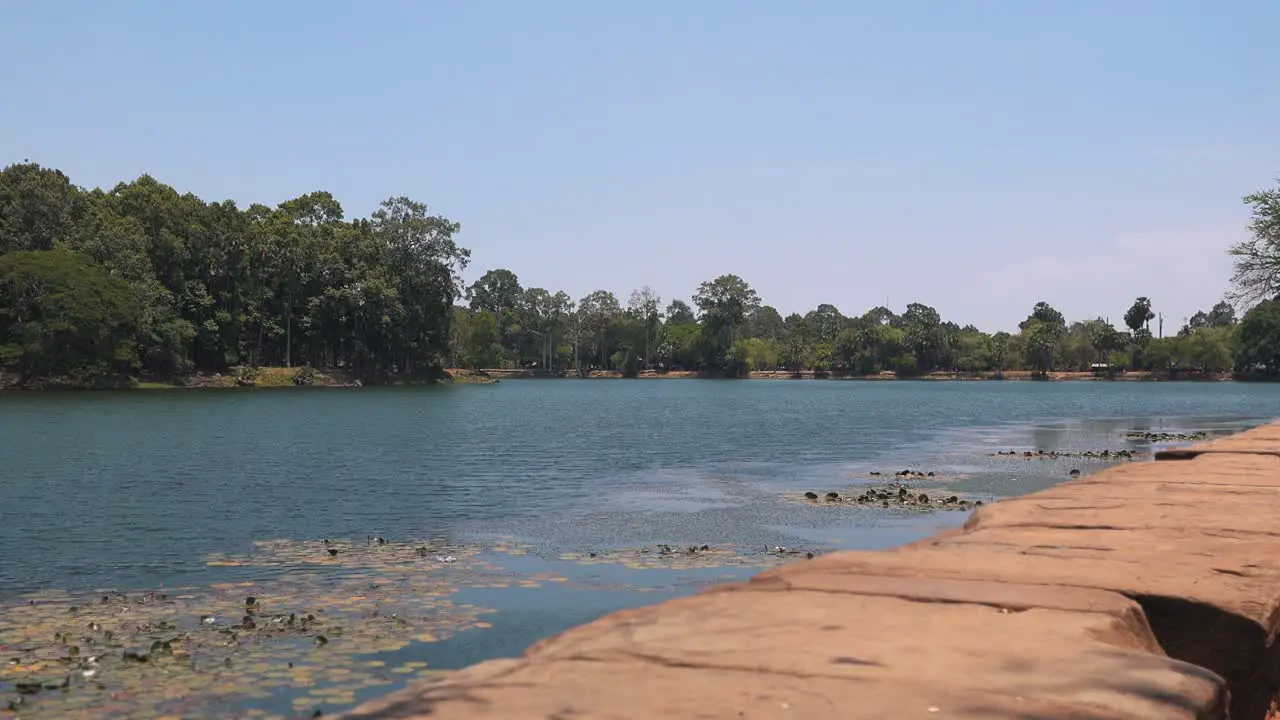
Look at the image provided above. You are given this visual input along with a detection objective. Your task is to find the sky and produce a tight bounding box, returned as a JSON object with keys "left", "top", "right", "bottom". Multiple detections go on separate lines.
{"left": 2, "top": 1, "right": 1277, "bottom": 332}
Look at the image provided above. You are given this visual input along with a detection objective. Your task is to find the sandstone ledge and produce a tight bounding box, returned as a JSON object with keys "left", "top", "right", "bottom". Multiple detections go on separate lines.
{"left": 343, "top": 423, "right": 1280, "bottom": 720}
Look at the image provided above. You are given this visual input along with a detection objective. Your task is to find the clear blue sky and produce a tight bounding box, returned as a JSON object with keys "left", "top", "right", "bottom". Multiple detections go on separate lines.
{"left": 3, "top": 1, "right": 1277, "bottom": 332}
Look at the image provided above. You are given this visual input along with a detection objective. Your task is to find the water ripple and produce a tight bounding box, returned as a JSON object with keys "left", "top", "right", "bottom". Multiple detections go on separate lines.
{"left": 1, "top": 380, "right": 1277, "bottom": 596}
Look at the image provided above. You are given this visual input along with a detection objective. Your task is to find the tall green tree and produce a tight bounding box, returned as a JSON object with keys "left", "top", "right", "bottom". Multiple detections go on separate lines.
{"left": 1086, "top": 320, "right": 1127, "bottom": 362}
{"left": 467, "top": 268, "right": 523, "bottom": 346}
{"left": 862, "top": 306, "right": 897, "bottom": 327}
{"left": 1185, "top": 301, "right": 1237, "bottom": 332}
{"left": 576, "top": 290, "right": 620, "bottom": 369}
{"left": 515, "top": 287, "right": 573, "bottom": 371}
{"left": 627, "top": 285, "right": 662, "bottom": 369}
{"left": 1019, "top": 302, "right": 1066, "bottom": 373}
{"left": 1229, "top": 181, "right": 1280, "bottom": 304}
{"left": 804, "top": 303, "right": 843, "bottom": 345}
{"left": 901, "top": 303, "right": 949, "bottom": 372}
{"left": 1123, "top": 297, "right": 1154, "bottom": 334}
{"left": 0, "top": 249, "right": 140, "bottom": 383}
{"left": 665, "top": 299, "right": 695, "bottom": 324}
{"left": 0, "top": 163, "right": 89, "bottom": 253}
{"left": 693, "top": 274, "right": 760, "bottom": 365}
{"left": 988, "top": 331, "right": 1012, "bottom": 372}
{"left": 748, "top": 305, "right": 785, "bottom": 341}
{"left": 781, "top": 313, "right": 813, "bottom": 371}
{"left": 1238, "top": 299, "right": 1280, "bottom": 372}
{"left": 370, "top": 196, "right": 469, "bottom": 374}
{"left": 464, "top": 310, "right": 503, "bottom": 369}
{"left": 1183, "top": 327, "right": 1236, "bottom": 373}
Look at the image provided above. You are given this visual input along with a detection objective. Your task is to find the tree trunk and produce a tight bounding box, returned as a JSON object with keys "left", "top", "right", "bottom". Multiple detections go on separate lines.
{"left": 644, "top": 319, "right": 650, "bottom": 370}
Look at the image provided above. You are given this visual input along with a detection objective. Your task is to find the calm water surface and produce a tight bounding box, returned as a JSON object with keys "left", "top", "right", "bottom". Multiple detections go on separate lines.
{"left": 1, "top": 380, "right": 1277, "bottom": 717}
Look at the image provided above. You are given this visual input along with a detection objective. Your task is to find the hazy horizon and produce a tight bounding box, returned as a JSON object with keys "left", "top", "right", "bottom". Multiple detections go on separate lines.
{"left": 3, "top": 0, "right": 1276, "bottom": 332}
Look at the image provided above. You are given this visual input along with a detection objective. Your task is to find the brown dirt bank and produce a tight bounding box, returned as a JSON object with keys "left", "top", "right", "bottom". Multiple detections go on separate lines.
{"left": 342, "top": 422, "right": 1280, "bottom": 720}
{"left": 476, "top": 368, "right": 1239, "bottom": 381}
{"left": 179, "top": 367, "right": 497, "bottom": 388}
{"left": 0, "top": 366, "right": 1251, "bottom": 389}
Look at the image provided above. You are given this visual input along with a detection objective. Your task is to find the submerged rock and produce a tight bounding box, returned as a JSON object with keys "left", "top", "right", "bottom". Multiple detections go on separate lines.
{"left": 991, "top": 448, "right": 1138, "bottom": 460}
{"left": 797, "top": 483, "right": 986, "bottom": 513}
{"left": 1125, "top": 431, "right": 1209, "bottom": 442}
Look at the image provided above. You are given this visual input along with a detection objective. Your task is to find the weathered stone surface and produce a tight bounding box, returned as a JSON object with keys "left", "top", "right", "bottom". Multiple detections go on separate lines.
{"left": 714, "top": 574, "right": 1161, "bottom": 651}
{"left": 963, "top": 459, "right": 1280, "bottom": 535}
{"left": 753, "top": 455, "right": 1280, "bottom": 718}
{"left": 343, "top": 423, "right": 1280, "bottom": 720}
{"left": 344, "top": 590, "right": 1225, "bottom": 719}
{"left": 763, "top": 454, "right": 1280, "bottom": 618}
{"left": 345, "top": 664, "right": 1217, "bottom": 720}
{"left": 1084, "top": 451, "right": 1280, "bottom": 487}
{"left": 752, "top": 538, "right": 1275, "bottom": 708}
{"left": 1156, "top": 423, "right": 1280, "bottom": 459}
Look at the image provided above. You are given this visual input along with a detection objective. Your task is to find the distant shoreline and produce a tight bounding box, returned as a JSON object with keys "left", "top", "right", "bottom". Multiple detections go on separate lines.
{"left": 2, "top": 366, "right": 1267, "bottom": 391}
{"left": 0, "top": 367, "right": 498, "bottom": 391}
{"left": 478, "top": 368, "right": 1245, "bottom": 382}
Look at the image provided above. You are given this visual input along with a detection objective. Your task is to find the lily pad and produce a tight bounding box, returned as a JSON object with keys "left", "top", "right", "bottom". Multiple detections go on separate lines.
{"left": 0, "top": 538, "right": 505, "bottom": 718}
{"left": 1, "top": 535, "right": 833, "bottom": 717}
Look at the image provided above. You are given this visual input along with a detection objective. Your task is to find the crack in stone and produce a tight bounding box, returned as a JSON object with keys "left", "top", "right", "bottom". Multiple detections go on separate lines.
{"left": 564, "top": 648, "right": 862, "bottom": 689}
{"left": 975, "top": 522, "right": 1280, "bottom": 539}
{"left": 744, "top": 580, "right": 1056, "bottom": 615}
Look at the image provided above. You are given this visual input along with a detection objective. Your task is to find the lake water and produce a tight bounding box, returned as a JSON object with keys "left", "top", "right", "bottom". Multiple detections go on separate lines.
{"left": 1, "top": 380, "right": 1277, "bottom": 718}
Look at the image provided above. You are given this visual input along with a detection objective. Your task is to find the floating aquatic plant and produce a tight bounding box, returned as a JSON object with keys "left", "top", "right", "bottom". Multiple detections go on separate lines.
{"left": 553, "top": 543, "right": 815, "bottom": 571}
{"left": 0, "top": 540, "right": 499, "bottom": 718}
{"left": 2, "top": 535, "right": 808, "bottom": 717}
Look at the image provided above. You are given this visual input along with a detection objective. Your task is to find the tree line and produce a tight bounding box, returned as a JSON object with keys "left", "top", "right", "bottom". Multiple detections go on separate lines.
{"left": 455, "top": 271, "right": 1249, "bottom": 377}
{"left": 2, "top": 161, "right": 1280, "bottom": 384}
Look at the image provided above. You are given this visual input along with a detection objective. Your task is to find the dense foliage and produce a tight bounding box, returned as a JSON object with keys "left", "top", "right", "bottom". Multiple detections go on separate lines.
{"left": 0, "top": 163, "right": 469, "bottom": 382}
{"left": 1, "top": 162, "right": 1278, "bottom": 383}
{"left": 452, "top": 268, "right": 1255, "bottom": 377}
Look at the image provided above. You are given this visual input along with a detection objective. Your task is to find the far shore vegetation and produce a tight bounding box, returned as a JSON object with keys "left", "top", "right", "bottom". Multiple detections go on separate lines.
{"left": 3, "top": 162, "right": 1280, "bottom": 389}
